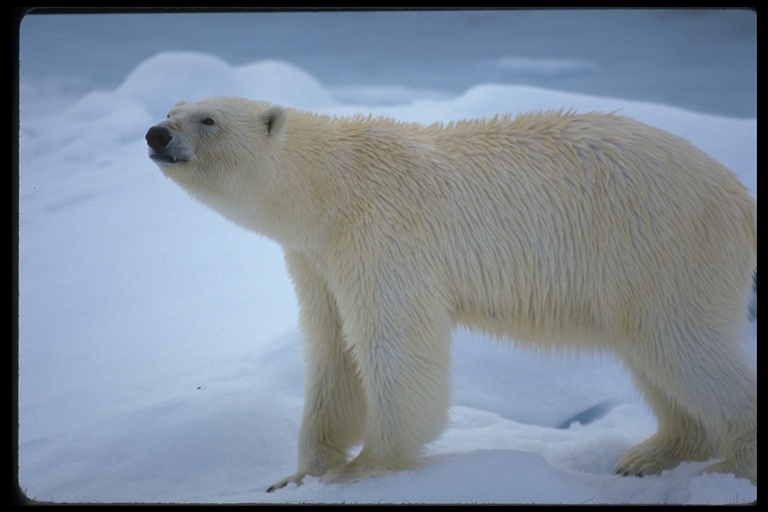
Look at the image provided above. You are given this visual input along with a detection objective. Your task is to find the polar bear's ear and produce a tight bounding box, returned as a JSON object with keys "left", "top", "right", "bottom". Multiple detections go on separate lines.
{"left": 173, "top": 101, "right": 188, "bottom": 107}
{"left": 263, "top": 106, "right": 286, "bottom": 136}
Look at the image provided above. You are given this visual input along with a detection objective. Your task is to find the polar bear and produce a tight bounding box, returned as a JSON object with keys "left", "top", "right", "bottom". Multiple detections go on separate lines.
{"left": 146, "top": 97, "right": 757, "bottom": 488}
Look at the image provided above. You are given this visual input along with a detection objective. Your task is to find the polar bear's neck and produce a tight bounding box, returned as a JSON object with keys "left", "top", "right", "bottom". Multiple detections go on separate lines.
{"left": 247, "top": 111, "right": 446, "bottom": 253}
{"left": 220, "top": 112, "right": 355, "bottom": 252}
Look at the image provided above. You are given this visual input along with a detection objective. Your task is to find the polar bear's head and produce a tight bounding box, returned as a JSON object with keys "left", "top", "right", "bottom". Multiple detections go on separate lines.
{"left": 146, "top": 97, "right": 289, "bottom": 232}
{"left": 146, "top": 97, "right": 286, "bottom": 175}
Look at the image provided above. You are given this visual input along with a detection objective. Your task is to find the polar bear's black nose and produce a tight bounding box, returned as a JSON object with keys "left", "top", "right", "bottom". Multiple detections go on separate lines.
{"left": 146, "top": 126, "right": 173, "bottom": 150}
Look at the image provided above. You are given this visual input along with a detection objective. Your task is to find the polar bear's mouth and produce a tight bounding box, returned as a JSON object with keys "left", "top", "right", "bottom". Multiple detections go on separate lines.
{"left": 149, "top": 150, "right": 188, "bottom": 164}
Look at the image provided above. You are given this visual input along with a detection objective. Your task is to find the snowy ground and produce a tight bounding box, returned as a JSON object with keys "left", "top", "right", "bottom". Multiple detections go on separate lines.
{"left": 17, "top": 10, "right": 756, "bottom": 504}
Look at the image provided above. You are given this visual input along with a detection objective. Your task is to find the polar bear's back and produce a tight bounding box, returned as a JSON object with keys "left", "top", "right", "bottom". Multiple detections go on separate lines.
{"left": 344, "top": 112, "right": 756, "bottom": 346}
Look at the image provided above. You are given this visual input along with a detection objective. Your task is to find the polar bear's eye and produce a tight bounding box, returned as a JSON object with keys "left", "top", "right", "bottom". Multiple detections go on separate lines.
{"left": 201, "top": 117, "right": 216, "bottom": 126}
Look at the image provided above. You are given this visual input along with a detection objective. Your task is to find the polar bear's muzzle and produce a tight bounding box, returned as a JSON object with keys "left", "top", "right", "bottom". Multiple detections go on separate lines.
{"left": 146, "top": 125, "right": 190, "bottom": 164}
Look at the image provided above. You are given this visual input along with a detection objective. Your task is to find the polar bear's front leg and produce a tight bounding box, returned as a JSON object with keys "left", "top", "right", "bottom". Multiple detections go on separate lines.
{"left": 324, "top": 284, "right": 454, "bottom": 483}
{"left": 267, "top": 252, "right": 366, "bottom": 492}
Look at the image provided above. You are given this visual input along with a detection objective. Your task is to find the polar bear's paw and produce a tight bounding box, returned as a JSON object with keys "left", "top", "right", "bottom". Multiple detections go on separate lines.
{"left": 615, "top": 435, "right": 691, "bottom": 477}
{"left": 320, "top": 462, "right": 389, "bottom": 485}
{"left": 266, "top": 471, "right": 306, "bottom": 493}
{"left": 320, "top": 452, "right": 414, "bottom": 485}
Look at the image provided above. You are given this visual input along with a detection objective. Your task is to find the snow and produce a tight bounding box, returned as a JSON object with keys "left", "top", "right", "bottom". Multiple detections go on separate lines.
{"left": 16, "top": 10, "right": 756, "bottom": 505}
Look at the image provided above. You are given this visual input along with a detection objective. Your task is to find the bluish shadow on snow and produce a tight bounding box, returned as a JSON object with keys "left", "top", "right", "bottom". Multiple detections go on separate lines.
{"left": 557, "top": 399, "right": 621, "bottom": 430}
